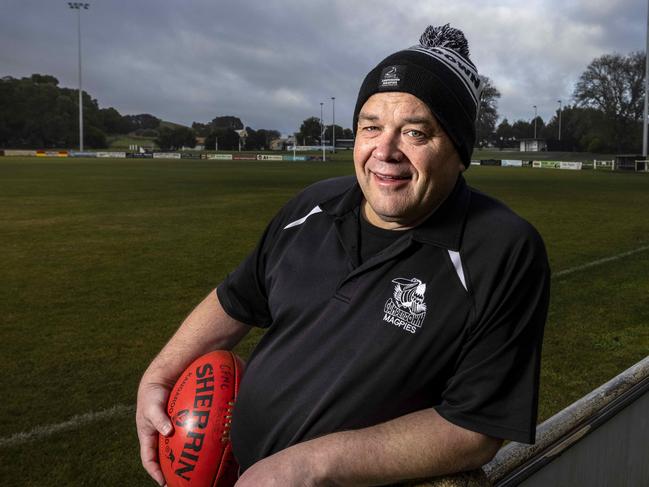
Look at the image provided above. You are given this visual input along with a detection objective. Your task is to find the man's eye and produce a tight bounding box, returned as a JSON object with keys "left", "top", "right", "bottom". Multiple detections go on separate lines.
{"left": 405, "top": 129, "right": 425, "bottom": 138}
{"left": 362, "top": 126, "right": 379, "bottom": 132}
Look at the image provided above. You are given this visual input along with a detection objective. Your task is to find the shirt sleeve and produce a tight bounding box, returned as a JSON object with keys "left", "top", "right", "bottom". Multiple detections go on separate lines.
{"left": 435, "top": 227, "right": 550, "bottom": 444}
{"left": 216, "top": 207, "right": 289, "bottom": 328}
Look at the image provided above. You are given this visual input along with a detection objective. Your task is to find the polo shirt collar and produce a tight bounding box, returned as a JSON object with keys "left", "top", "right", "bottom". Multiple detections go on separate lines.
{"left": 412, "top": 176, "right": 470, "bottom": 251}
{"left": 319, "top": 175, "right": 470, "bottom": 252}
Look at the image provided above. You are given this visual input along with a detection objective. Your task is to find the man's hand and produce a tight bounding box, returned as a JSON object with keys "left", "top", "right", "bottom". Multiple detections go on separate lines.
{"left": 134, "top": 290, "right": 251, "bottom": 485}
{"left": 136, "top": 379, "right": 174, "bottom": 486}
{"left": 235, "top": 442, "right": 321, "bottom": 487}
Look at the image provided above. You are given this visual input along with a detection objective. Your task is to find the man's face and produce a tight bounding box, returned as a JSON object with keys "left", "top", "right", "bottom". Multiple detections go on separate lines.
{"left": 353, "top": 92, "right": 464, "bottom": 230}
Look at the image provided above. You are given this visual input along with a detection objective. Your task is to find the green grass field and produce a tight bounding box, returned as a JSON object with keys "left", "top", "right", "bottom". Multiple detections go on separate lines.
{"left": 0, "top": 156, "right": 647, "bottom": 485}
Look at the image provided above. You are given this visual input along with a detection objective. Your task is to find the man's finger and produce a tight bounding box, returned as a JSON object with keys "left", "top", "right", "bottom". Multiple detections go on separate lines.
{"left": 136, "top": 401, "right": 173, "bottom": 485}
{"left": 139, "top": 433, "right": 167, "bottom": 486}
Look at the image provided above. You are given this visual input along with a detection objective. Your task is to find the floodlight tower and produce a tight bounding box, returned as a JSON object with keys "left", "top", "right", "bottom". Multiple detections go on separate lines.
{"left": 532, "top": 105, "right": 538, "bottom": 139}
{"left": 331, "top": 97, "right": 336, "bottom": 154}
{"left": 68, "top": 2, "right": 90, "bottom": 152}
{"left": 642, "top": 2, "right": 649, "bottom": 156}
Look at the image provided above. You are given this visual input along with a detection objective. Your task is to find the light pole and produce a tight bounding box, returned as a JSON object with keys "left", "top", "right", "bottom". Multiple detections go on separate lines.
{"left": 331, "top": 96, "right": 336, "bottom": 154}
{"left": 68, "top": 2, "right": 89, "bottom": 152}
{"left": 532, "top": 105, "right": 537, "bottom": 139}
{"left": 320, "top": 102, "right": 325, "bottom": 162}
{"left": 557, "top": 100, "right": 562, "bottom": 141}
{"left": 293, "top": 132, "right": 297, "bottom": 160}
{"left": 642, "top": 0, "right": 649, "bottom": 156}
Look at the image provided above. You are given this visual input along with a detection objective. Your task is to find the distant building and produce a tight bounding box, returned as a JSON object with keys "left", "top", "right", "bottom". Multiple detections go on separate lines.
{"left": 519, "top": 138, "right": 547, "bottom": 152}
{"left": 270, "top": 138, "right": 289, "bottom": 151}
{"left": 334, "top": 138, "right": 355, "bottom": 150}
{"left": 181, "top": 136, "right": 204, "bottom": 151}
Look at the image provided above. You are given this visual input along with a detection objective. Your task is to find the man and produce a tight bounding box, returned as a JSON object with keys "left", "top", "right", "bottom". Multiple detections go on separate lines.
{"left": 137, "top": 24, "right": 550, "bottom": 486}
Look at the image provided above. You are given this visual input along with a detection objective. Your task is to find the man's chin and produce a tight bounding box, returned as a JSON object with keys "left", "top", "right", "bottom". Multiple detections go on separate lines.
{"left": 364, "top": 203, "right": 415, "bottom": 228}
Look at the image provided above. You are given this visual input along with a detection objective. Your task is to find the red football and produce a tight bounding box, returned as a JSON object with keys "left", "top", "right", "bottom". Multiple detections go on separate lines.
{"left": 159, "top": 350, "right": 244, "bottom": 487}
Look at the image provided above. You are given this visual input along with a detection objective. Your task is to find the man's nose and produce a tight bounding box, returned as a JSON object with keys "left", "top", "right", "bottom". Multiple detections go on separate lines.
{"left": 372, "top": 131, "right": 403, "bottom": 163}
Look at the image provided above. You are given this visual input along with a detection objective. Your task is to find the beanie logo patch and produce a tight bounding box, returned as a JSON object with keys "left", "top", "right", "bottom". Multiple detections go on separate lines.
{"left": 379, "top": 65, "right": 406, "bottom": 90}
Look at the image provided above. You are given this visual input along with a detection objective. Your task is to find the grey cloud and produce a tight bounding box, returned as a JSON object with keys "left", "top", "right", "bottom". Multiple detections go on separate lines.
{"left": 1, "top": 0, "right": 646, "bottom": 134}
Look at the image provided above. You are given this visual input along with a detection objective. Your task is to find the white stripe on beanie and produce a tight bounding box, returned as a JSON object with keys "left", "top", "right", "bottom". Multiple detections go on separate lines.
{"left": 406, "top": 46, "right": 483, "bottom": 110}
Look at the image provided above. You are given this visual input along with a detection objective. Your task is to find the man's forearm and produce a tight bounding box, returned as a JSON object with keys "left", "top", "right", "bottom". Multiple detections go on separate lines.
{"left": 237, "top": 408, "right": 501, "bottom": 486}
{"left": 310, "top": 408, "right": 500, "bottom": 484}
{"left": 142, "top": 289, "right": 251, "bottom": 386}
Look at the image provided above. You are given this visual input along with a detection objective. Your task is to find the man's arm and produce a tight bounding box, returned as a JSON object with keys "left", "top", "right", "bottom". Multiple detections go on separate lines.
{"left": 236, "top": 408, "right": 502, "bottom": 487}
{"left": 136, "top": 290, "right": 251, "bottom": 486}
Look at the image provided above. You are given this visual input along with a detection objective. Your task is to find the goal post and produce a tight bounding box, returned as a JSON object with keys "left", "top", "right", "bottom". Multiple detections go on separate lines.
{"left": 633, "top": 159, "right": 649, "bottom": 172}
{"left": 593, "top": 160, "right": 615, "bottom": 171}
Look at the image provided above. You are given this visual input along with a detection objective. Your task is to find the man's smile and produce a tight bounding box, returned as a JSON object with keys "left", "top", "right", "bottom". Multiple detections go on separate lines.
{"left": 370, "top": 170, "right": 412, "bottom": 183}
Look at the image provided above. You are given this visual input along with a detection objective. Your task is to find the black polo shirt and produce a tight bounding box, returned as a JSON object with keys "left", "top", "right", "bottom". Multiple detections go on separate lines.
{"left": 217, "top": 175, "right": 550, "bottom": 471}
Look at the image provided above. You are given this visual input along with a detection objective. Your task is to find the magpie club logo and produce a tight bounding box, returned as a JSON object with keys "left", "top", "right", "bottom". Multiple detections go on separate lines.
{"left": 382, "top": 277, "right": 427, "bottom": 334}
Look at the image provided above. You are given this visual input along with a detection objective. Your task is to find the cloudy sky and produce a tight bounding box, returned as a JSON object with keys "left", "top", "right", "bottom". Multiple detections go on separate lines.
{"left": 1, "top": 0, "right": 646, "bottom": 136}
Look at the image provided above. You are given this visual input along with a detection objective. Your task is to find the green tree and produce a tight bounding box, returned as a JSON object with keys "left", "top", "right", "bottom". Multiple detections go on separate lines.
{"left": 573, "top": 51, "right": 645, "bottom": 152}
{"left": 212, "top": 116, "right": 244, "bottom": 130}
{"left": 0, "top": 74, "right": 108, "bottom": 148}
{"left": 99, "top": 107, "right": 130, "bottom": 134}
{"left": 85, "top": 125, "right": 107, "bottom": 148}
{"left": 555, "top": 106, "right": 608, "bottom": 152}
{"left": 298, "top": 117, "right": 322, "bottom": 145}
{"left": 510, "top": 120, "right": 532, "bottom": 141}
{"left": 30, "top": 74, "right": 59, "bottom": 86}
{"left": 244, "top": 127, "right": 259, "bottom": 150}
{"left": 495, "top": 119, "right": 515, "bottom": 149}
{"left": 192, "top": 122, "right": 211, "bottom": 137}
{"left": 155, "top": 126, "right": 196, "bottom": 150}
{"left": 245, "top": 128, "right": 281, "bottom": 150}
{"left": 123, "top": 114, "right": 161, "bottom": 133}
{"left": 530, "top": 116, "right": 545, "bottom": 138}
{"left": 323, "top": 124, "right": 345, "bottom": 142}
{"left": 476, "top": 76, "right": 500, "bottom": 147}
{"left": 205, "top": 128, "right": 240, "bottom": 151}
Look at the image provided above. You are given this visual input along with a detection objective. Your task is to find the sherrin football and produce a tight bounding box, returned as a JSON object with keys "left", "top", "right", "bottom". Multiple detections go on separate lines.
{"left": 159, "top": 350, "right": 244, "bottom": 487}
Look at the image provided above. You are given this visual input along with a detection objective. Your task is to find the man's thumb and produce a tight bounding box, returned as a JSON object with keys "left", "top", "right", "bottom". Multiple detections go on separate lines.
{"left": 157, "top": 418, "right": 173, "bottom": 436}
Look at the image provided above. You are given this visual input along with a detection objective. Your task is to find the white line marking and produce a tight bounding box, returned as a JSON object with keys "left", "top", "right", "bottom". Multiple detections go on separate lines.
{"left": 1, "top": 246, "right": 648, "bottom": 448}
{"left": 554, "top": 244, "right": 649, "bottom": 279}
{"left": 0, "top": 403, "right": 134, "bottom": 448}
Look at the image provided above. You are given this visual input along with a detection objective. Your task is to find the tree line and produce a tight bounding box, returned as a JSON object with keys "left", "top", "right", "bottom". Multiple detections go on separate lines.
{"left": 0, "top": 74, "right": 157, "bottom": 148}
{"left": 1, "top": 50, "right": 646, "bottom": 153}
{"left": 477, "top": 51, "right": 645, "bottom": 153}
{"left": 0, "top": 74, "right": 285, "bottom": 151}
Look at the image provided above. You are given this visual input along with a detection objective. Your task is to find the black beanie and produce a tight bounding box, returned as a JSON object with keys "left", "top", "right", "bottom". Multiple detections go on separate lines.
{"left": 353, "top": 24, "right": 483, "bottom": 167}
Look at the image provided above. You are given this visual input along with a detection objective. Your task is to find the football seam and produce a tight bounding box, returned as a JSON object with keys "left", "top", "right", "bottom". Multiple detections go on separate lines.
{"left": 210, "top": 351, "right": 237, "bottom": 487}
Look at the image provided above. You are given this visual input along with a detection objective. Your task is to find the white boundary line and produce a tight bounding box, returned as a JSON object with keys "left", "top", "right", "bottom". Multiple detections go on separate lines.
{"left": 0, "top": 404, "right": 134, "bottom": 448}
{"left": 2, "top": 245, "right": 648, "bottom": 448}
{"left": 553, "top": 244, "right": 649, "bottom": 279}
